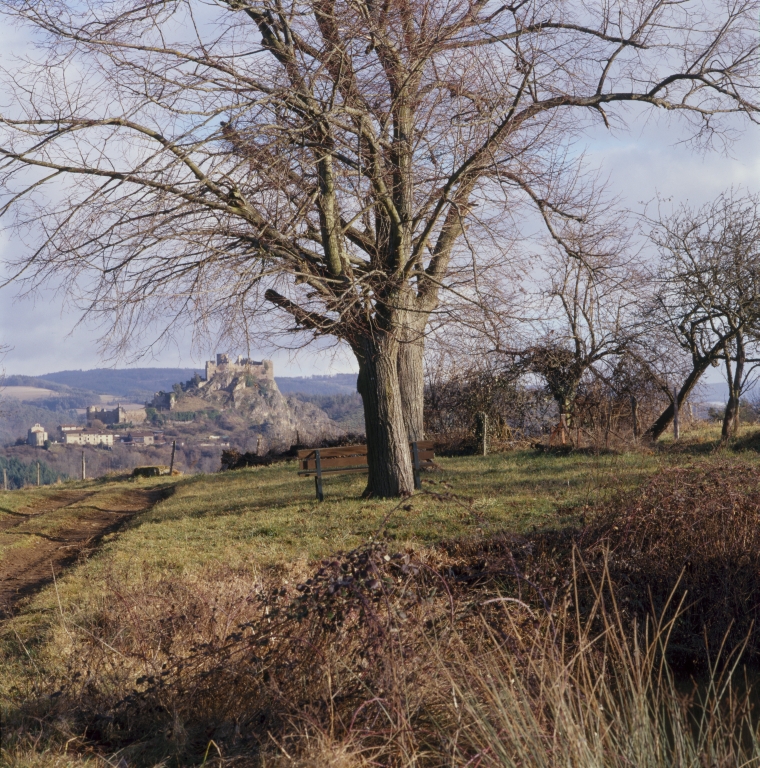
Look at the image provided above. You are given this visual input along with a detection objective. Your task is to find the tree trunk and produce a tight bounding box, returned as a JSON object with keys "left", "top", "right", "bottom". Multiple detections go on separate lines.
{"left": 645, "top": 355, "right": 716, "bottom": 441}
{"left": 355, "top": 335, "right": 415, "bottom": 497}
{"left": 722, "top": 337, "right": 744, "bottom": 442}
{"left": 630, "top": 395, "right": 639, "bottom": 442}
{"left": 398, "top": 337, "right": 425, "bottom": 441}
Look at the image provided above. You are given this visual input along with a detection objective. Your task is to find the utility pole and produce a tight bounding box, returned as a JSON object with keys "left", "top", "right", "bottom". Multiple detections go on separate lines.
{"left": 81, "top": 450, "right": 86, "bottom": 481}
{"left": 169, "top": 439, "right": 176, "bottom": 475}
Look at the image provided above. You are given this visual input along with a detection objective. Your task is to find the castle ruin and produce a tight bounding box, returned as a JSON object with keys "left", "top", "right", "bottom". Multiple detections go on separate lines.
{"left": 150, "top": 354, "right": 275, "bottom": 411}
{"left": 201, "top": 354, "right": 274, "bottom": 384}
{"left": 86, "top": 405, "right": 127, "bottom": 426}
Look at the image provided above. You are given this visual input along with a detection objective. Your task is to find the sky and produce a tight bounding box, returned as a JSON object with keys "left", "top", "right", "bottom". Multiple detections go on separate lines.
{"left": 0, "top": 21, "right": 758, "bottom": 378}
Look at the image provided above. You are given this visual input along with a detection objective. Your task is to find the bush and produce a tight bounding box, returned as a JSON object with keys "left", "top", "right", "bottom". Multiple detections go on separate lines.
{"left": 444, "top": 459, "right": 760, "bottom": 670}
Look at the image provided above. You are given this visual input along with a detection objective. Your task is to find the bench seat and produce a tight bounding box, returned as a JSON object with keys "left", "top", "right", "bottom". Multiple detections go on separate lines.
{"left": 297, "top": 441, "right": 435, "bottom": 500}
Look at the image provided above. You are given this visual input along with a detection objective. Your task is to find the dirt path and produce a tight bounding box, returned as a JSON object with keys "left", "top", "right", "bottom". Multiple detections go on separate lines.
{"left": 0, "top": 490, "right": 99, "bottom": 532}
{"left": 0, "top": 486, "right": 169, "bottom": 618}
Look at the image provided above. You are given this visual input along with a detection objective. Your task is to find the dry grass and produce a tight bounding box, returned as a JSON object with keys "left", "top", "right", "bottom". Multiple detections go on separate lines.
{"left": 5, "top": 538, "right": 760, "bottom": 767}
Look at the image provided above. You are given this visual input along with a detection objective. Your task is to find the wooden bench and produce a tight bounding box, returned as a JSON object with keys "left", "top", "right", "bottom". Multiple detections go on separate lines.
{"left": 297, "top": 440, "right": 435, "bottom": 501}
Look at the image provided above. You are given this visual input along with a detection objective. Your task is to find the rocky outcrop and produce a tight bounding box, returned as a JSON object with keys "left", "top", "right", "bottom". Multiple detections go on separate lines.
{"left": 171, "top": 370, "right": 343, "bottom": 450}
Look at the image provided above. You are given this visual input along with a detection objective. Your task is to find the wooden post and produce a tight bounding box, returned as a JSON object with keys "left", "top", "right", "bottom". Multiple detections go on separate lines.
{"left": 479, "top": 412, "right": 489, "bottom": 456}
{"left": 412, "top": 441, "right": 422, "bottom": 490}
{"left": 37, "top": 461, "right": 40, "bottom": 487}
{"left": 673, "top": 387, "right": 680, "bottom": 441}
{"left": 81, "top": 450, "right": 86, "bottom": 481}
{"left": 169, "top": 439, "right": 176, "bottom": 475}
{"left": 3, "top": 468, "right": 7, "bottom": 491}
{"left": 314, "top": 450, "right": 324, "bottom": 502}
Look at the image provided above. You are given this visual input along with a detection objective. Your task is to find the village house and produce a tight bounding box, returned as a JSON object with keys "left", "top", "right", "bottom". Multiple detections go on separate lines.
{"left": 122, "top": 431, "right": 155, "bottom": 446}
{"left": 63, "top": 430, "right": 115, "bottom": 447}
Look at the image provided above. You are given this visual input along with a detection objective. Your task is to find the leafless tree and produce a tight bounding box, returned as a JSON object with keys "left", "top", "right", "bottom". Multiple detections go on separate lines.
{"left": 0, "top": 0, "right": 758, "bottom": 495}
{"left": 646, "top": 191, "right": 760, "bottom": 441}
{"left": 488, "top": 210, "right": 640, "bottom": 440}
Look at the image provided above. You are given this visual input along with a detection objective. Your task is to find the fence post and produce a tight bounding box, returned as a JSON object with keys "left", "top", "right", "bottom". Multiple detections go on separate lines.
{"left": 169, "top": 439, "right": 176, "bottom": 475}
{"left": 82, "top": 450, "right": 86, "bottom": 481}
{"left": 630, "top": 395, "right": 639, "bottom": 443}
{"left": 3, "top": 468, "right": 7, "bottom": 491}
{"left": 478, "top": 412, "right": 489, "bottom": 456}
{"left": 37, "top": 461, "right": 40, "bottom": 487}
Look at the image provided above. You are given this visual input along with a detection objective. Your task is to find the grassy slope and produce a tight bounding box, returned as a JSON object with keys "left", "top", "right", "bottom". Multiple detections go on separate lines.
{"left": 2, "top": 424, "right": 756, "bottom": 764}
{"left": 56, "top": 448, "right": 658, "bottom": 577}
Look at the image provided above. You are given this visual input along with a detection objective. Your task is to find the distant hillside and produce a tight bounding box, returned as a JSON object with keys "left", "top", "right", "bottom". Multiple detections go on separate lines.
{"left": 37, "top": 368, "right": 358, "bottom": 399}
{"left": 276, "top": 373, "right": 358, "bottom": 395}
{"left": 38, "top": 368, "right": 202, "bottom": 399}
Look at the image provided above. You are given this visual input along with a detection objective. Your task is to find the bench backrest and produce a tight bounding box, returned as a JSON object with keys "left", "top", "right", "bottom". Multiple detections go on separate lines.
{"left": 298, "top": 441, "right": 434, "bottom": 472}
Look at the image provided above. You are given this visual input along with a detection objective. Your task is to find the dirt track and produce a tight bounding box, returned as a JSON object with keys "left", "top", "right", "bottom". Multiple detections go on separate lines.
{"left": 0, "top": 486, "right": 168, "bottom": 617}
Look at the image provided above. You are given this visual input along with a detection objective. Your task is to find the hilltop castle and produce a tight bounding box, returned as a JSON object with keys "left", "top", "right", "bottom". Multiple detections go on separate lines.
{"left": 201, "top": 353, "right": 274, "bottom": 383}
{"left": 150, "top": 353, "right": 274, "bottom": 410}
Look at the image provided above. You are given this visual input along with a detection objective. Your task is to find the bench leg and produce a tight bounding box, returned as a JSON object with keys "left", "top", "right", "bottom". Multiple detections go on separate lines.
{"left": 315, "top": 450, "right": 324, "bottom": 501}
{"left": 412, "top": 442, "right": 422, "bottom": 491}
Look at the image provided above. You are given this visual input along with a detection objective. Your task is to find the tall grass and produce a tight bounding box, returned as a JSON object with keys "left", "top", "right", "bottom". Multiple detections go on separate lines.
{"left": 5, "top": 546, "right": 760, "bottom": 767}
{"left": 436, "top": 574, "right": 759, "bottom": 768}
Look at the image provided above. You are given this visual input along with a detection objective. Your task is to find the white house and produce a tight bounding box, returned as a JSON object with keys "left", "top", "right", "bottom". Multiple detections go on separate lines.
{"left": 63, "top": 430, "right": 115, "bottom": 447}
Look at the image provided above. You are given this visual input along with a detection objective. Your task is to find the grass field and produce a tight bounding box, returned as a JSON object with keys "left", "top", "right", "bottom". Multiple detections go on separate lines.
{"left": 3, "top": 424, "right": 760, "bottom": 766}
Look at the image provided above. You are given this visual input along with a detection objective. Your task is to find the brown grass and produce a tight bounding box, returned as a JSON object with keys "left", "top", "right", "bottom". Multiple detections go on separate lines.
{"left": 441, "top": 459, "right": 760, "bottom": 671}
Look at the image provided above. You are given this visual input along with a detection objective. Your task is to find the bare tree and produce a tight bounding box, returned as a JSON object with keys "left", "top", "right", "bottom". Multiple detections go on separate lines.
{"left": 492, "top": 213, "right": 640, "bottom": 441}
{"left": 0, "top": 0, "right": 758, "bottom": 495}
{"left": 645, "top": 191, "right": 760, "bottom": 441}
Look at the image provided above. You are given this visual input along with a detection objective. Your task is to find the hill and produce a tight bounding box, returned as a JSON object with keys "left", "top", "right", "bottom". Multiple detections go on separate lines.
{"left": 146, "top": 362, "right": 343, "bottom": 453}
{"left": 38, "top": 367, "right": 202, "bottom": 399}
{"left": 276, "top": 372, "right": 358, "bottom": 395}
{"left": 35, "top": 368, "right": 359, "bottom": 399}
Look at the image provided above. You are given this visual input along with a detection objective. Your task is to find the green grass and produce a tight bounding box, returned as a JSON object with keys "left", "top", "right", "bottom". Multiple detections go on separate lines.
{"left": 1, "top": 426, "right": 747, "bottom": 615}
{"left": 77, "top": 449, "right": 659, "bottom": 576}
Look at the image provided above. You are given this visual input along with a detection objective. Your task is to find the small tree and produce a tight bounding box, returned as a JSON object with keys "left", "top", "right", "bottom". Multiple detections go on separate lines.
{"left": 646, "top": 191, "right": 760, "bottom": 441}
{"left": 507, "top": 231, "right": 639, "bottom": 435}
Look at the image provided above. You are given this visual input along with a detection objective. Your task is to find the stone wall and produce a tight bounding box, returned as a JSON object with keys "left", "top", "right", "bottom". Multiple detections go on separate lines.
{"left": 203, "top": 354, "right": 274, "bottom": 383}
{"left": 86, "top": 405, "right": 127, "bottom": 425}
